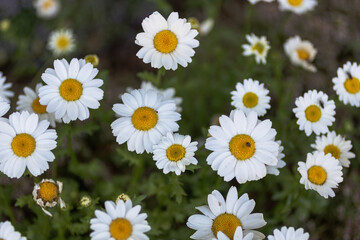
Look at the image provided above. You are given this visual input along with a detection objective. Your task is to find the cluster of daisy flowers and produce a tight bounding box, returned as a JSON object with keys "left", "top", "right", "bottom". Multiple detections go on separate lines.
{"left": 0, "top": 3, "right": 358, "bottom": 239}
{"left": 248, "top": 0, "right": 317, "bottom": 15}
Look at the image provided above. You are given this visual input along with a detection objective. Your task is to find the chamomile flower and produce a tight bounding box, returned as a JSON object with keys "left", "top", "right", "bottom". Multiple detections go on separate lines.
{"left": 0, "top": 71, "right": 14, "bottom": 102}
{"left": 0, "top": 97, "right": 10, "bottom": 121}
{"left": 90, "top": 200, "right": 151, "bottom": 240}
{"left": 278, "top": 0, "right": 317, "bottom": 14}
{"left": 293, "top": 90, "right": 335, "bottom": 136}
{"left": 298, "top": 151, "right": 343, "bottom": 199}
{"left": 16, "top": 83, "right": 57, "bottom": 127}
{"left": 112, "top": 89, "right": 181, "bottom": 153}
{"left": 205, "top": 110, "right": 279, "bottom": 184}
{"left": 311, "top": 131, "right": 355, "bottom": 168}
{"left": 126, "top": 81, "right": 182, "bottom": 112}
{"left": 199, "top": 18, "right": 214, "bottom": 36}
{"left": 33, "top": 0, "right": 60, "bottom": 19}
{"left": 284, "top": 36, "right": 317, "bottom": 72}
{"left": 266, "top": 141, "right": 286, "bottom": 176}
{"left": 267, "top": 226, "right": 309, "bottom": 240}
{"left": 332, "top": 62, "right": 360, "bottom": 107}
{"left": 248, "top": 0, "right": 274, "bottom": 4}
{"left": 32, "top": 179, "right": 66, "bottom": 217}
{"left": 48, "top": 29, "right": 75, "bottom": 55}
{"left": 0, "top": 111, "right": 57, "bottom": 178}
{"left": 135, "top": 11, "right": 199, "bottom": 70}
{"left": 231, "top": 79, "right": 271, "bottom": 117}
{"left": 242, "top": 34, "right": 270, "bottom": 64}
{"left": 0, "top": 221, "right": 26, "bottom": 240}
{"left": 187, "top": 186, "right": 266, "bottom": 240}
{"left": 39, "top": 58, "right": 104, "bottom": 124}
{"left": 152, "top": 132, "right": 198, "bottom": 175}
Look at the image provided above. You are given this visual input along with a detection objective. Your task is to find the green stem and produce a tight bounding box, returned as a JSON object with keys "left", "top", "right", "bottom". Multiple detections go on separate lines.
{"left": 0, "top": 186, "right": 16, "bottom": 224}
{"left": 128, "top": 156, "right": 144, "bottom": 195}
{"left": 237, "top": 183, "right": 248, "bottom": 195}
{"left": 215, "top": 176, "right": 222, "bottom": 189}
{"left": 280, "top": 188, "right": 304, "bottom": 215}
{"left": 52, "top": 158, "right": 58, "bottom": 179}
{"left": 154, "top": 68, "right": 165, "bottom": 87}
{"left": 244, "top": 4, "right": 254, "bottom": 34}
{"left": 67, "top": 127, "right": 78, "bottom": 167}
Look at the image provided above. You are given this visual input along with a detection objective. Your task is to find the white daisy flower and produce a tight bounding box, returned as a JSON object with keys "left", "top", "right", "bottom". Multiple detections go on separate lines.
{"left": 0, "top": 71, "right": 14, "bottom": 102}
{"left": 0, "top": 97, "right": 10, "bottom": 121}
{"left": 205, "top": 110, "right": 279, "bottom": 184}
{"left": 267, "top": 226, "right": 309, "bottom": 240}
{"left": 231, "top": 79, "right": 271, "bottom": 117}
{"left": 32, "top": 179, "right": 66, "bottom": 217}
{"left": 199, "top": 18, "right": 214, "bottom": 36}
{"left": 0, "top": 221, "right": 26, "bottom": 240}
{"left": 293, "top": 90, "right": 335, "bottom": 136}
{"left": 187, "top": 186, "right": 266, "bottom": 240}
{"left": 266, "top": 140, "right": 286, "bottom": 176}
{"left": 248, "top": 0, "right": 274, "bottom": 4}
{"left": 0, "top": 111, "right": 57, "bottom": 178}
{"left": 311, "top": 131, "right": 355, "bottom": 168}
{"left": 284, "top": 36, "right": 317, "bottom": 72}
{"left": 126, "top": 81, "right": 182, "bottom": 112}
{"left": 135, "top": 11, "right": 200, "bottom": 70}
{"left": 298, "top": 151, "right": 343, "bottom": 199}
{"left": 332, "top": 62, "right": 360, "bottom": 107}
{"left": 112, "top": 89, "right": 181, "bottom": 154}
{"left": 48, "top": 29, "right": 75, "bottom": 56}
{"left": 16, "top": 83, "right": 57, "bottom": 127}
{"left": 39, "top": 58, "right": 104, "bottom": 124}
{"left": 152, "top": 132, "right": 198, "bottom": 175}
{"left": 90, "top": 200, "right": 151, "bottom": 240}
{"left": 242, "top": 34, "right": 270, "bottom": 64}
{"left": 278, "top": 0, "right": 317, "bottom": 14}
{"left": 33, "top": 0, "right": 60, "bottom": 19}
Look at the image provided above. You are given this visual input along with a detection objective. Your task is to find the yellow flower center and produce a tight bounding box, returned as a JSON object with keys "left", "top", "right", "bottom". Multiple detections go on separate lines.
{"left": 32, "top": 97, "right": 47, "bottom": 114}
{"left": 109, "top": 218, "right": 133, "bottom": 240}
{"left": 59, "top": 79, "right": 83, "bottom": 101}
{"left": 305, "top": 105, "right": 321, "bottom": 122}
{"left": 252, "top": 42, "right": 265, "bottom": 55}
{"left": 344, "top": 77, "right": 360, "bottom": 94}
{"left": 229, "top": 134, "right": 255, "bottom": 160}
{"left": 131, "top": 107, "right": 158, "bottom": 131}
{"left": 166, "top": 144, "right": 186, "bottom": 162}
{"left": 297, "top": 48, "right": 310, "bottom": 60}
{"left": 307, "top": 165, "right": 327, "bottom": 185}
{"left": 242, "top": 92, "right": 259, "bottom": 108}
{"left": 153, "top": 30, "right": 178, "bottom": 53}
{"left": 288, "top": 0, "right": 303, "bottom": 6}
{"left": 41, "top": 0, "right": 54, "bottom": 11}
{"left": 37, "top": 182, "right": 59, "bottom": 202}
{"left": 212, "top": 214, "right": 242, "bottom": 240}
{"left": 55, "top": 36, "right": 70, "bottom": 50}
{"left": 11, "top": 133, "right": 36, "bottom": 157}
{"left": 85, "top": 54, "right": 99, "bottom": 67}
{"left": 324, "top": 144, "right": 341, "bottom": 159}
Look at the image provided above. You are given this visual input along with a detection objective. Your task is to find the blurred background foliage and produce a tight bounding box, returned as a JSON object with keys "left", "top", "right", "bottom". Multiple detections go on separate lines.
{"left": 1, "top": 0, "right": 360, "bottom": 239}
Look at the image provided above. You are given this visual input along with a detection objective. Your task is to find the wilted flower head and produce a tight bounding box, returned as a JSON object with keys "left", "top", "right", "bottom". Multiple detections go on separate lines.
{"left": 32, "top": 179, "right": 66, "bottom": 216}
